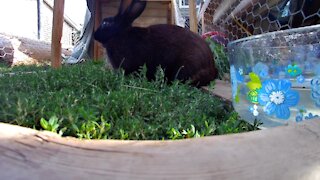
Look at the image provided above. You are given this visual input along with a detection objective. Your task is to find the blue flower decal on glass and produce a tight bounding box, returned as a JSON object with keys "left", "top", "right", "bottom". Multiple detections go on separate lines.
{"left": 296, "top": 75, "right": 305, "bottom": 83}
{"left": 238, "top": 68, "right": 244, "bottom": 75}
{"left": 253, "top": 62, "right": 269, "bottom": 78}
{"left": 230, "top": 65, "right": 238, "bottom": 101}
{"left": 295, "top": 113, "right": 303, "bottom": 122}
{"left": 311, "top": 77, "right": 320, "bottom": 107}
{"left": 314, "top": 64, "right": 320, "bottom": 76}
{"left": 258, "top": 79, "right": 300, "bottom": 119}
{"left": 305, "top": 113, "right": 319, "bottom": 120}
{"left": 304, "top": 61, "right": 313, "bottom": 72}
{"left": 235, "top": 67, "right": 244, "bottom": 82}
{"left": 295, "top": 106, "right": 307, "bottom": 122}
{"left": 286, "top": 64, "right": 302, "bottom": 77}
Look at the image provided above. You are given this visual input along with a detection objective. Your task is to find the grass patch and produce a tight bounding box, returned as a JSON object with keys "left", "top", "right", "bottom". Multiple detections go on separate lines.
{"left": 0, "top": 62, "right": 260, "bottom": 140}
{"left": 206, "top": 38, "right": 230, "bottom": 80}
{"left": 0, "top": 63, "right": 50, "bottom": 74}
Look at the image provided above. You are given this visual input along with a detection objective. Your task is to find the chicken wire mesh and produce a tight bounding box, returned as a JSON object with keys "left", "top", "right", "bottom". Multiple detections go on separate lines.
{"left": 0, "top": 35, "right": 14, "bottom": 66}
{"left": 202, "top": 0, "right": 320, "bottom": 42}
{"left": 183, "top": 0, "right": 320, "bottom": 79}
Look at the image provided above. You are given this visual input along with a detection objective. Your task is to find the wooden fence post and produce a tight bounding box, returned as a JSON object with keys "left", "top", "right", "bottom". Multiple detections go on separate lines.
{"left": 94, "top": 1, "right": 101, "bottom": 61}
{"left": 189, "top": 0, "right": 198, "bottom": 33}
{"left": 170, "top": 0, "right": 175, "bottom": 24}
{"left": 51, "top": 0, "right": 65, "bottom": 68}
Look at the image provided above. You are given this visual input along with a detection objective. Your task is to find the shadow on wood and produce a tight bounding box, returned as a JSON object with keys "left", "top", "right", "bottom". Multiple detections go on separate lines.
{"left": 0, "top": 119, "right": 319, "bottom": 180}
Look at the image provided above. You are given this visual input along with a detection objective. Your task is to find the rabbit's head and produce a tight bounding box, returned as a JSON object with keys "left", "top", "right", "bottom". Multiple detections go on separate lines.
{"left": 94, "top": 0, "right": 147, "bottom": 44}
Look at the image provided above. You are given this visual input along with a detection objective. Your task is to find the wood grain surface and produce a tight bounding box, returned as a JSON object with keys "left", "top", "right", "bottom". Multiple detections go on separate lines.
{"left": 0, "top": 119, "right": 319, "bottom": 180}
{"left": 202, "top": 80, "right": 232, "bottom": 103}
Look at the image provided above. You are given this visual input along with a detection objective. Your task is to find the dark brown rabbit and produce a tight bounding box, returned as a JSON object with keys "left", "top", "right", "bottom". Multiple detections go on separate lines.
{"left": 94, "top": 0, "right": 217, "bottom": 87}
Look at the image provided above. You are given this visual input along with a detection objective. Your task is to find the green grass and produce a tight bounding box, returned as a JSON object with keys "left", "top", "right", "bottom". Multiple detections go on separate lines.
{"left": 206, "top": 38, "right": 230, "bottom": 80}
{"left": 0, "top": 62, "right": 50, "bottom": 73}
{"left": 0, "top": 62, "right": 260, "bottom": 140}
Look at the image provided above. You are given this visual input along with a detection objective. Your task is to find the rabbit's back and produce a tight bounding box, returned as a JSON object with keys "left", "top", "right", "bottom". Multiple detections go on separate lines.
{"left": 105, "top": 24, "right": 217, "bottom": 86}
{"left": 147, "top": 24, "right": 217, "bottom": 86}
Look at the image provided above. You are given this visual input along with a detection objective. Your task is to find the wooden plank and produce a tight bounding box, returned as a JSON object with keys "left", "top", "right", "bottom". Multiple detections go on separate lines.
{"left": 99, "top": 0, "right": 171, "bottom": 2}
{"left": 51, "top": 0, "right": 65, "bottom": 68}
{"left": 167, "top": 1, "right": 172, "bottom": 24}
{"left": 0, "top": 33, "right": 72, "bottom": 66}
{"left": 94, "top": 1, "right": 102, "bottom": 60}
{"left": 0, "top": 119, "right": 319, "bottom": 179}
{"left": 202, "top": 80, "right": 232, "bottom": 103}
{"left": 103, "top": 7, "right": 168, "bottom": 18}
{"left": 189, "top": 0, "right": 198, "bottom": 33}
{"left": 101, "top": 1, "right": 169, "bottom": 10}
{"left": 171, "top": 0, "right": 175, "bottom": 24}
{"left": 144, "top": 0, "right": 171, "bottom": 1}
{"left": 134, "top": 17, "right": 168, "bottom": 26}
{"left": 201, "top": 12, "right": 205, "bottom": 33}
{"left": 101, "top": 3, "right": 169, "bottom": 16}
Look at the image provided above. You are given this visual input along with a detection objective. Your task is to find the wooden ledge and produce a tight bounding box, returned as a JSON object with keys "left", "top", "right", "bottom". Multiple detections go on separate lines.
{"left": 0, "top": 119, "right": 320, "bottom": 180}
{"left": 202, "top": 80, "right": 232, "bottom": 103}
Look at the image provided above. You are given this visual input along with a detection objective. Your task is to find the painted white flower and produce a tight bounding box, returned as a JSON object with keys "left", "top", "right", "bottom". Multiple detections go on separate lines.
{"left": 250, "top": 104, "right": 259, "bottom": 117}
{"left": 269, "top": 91, "right": 285, "bottom": 105}
{"left": 238, "top": 68, "right": 243, "bottom": 75}
{"left": 253, "top": 110, "right": 259, "bottom": 116}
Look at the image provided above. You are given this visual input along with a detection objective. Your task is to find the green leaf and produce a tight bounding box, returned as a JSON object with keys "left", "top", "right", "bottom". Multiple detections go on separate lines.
{"left": 40, "top": 118, "right": 49, "bottom": 130}
{"left": 194, "top": 131, "right": 200, "bottom": 138}
{"left": 52, "top": 124, "right": 60, "bottom": 132}
{"left": 48, "top": 116, "right": 58, "bottom": 126}
{"left": 247, "top": 73, "right": 262, "bottom": 90}
{"left": 59, "top": 127, "right": 67, "bottom": 136}
{"left": 105, "top": 123, "right": 111, "bottom": 131}
{"left": 167, "top": 128, "right": 182, "bottom": 140}
{"left": 72, "top": 123, "right": 80, "bottom": 132}
{"left": 188, "top": 125, "right": 196, "bottom": 135}
{"left": 235, "top": 86, "right": 240, "bottom": 103}
{"left": 119, "top": 129, "right": 129, "bottom": 140}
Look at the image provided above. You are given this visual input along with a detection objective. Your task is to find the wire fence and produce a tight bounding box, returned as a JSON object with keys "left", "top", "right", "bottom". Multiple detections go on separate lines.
{"left": 180, "top": 0, "right": 320, "bottom": 79}
{"left": 202, "top": 0, "right": 320, "bottom": 42}
{"left": 0, "top": 35, "right": 14, "bottom": 66}
{"left": 184, "top": 17, "right": 203, "bottom": 34}
{"left": 181, "top": 0, "right": 320, "bottom": 41}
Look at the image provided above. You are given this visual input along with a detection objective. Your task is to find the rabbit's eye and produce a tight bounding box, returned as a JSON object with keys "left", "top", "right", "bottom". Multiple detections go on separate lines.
{"left": 102, "top": 21, "right": 111, "bottom": 26}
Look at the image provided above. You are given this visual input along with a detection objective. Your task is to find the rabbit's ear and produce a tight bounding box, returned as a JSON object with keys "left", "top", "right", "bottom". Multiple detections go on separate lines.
{"left": 120, "top": 0, "right": 146, "bottom": 25}
{"left": 117, "top": 0, "right": 133, "bottom": 16}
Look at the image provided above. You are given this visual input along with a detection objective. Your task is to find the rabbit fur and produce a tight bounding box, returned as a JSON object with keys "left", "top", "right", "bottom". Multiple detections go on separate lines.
{"left": 94, "top": 0, "right": 217, "bottom": 87}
